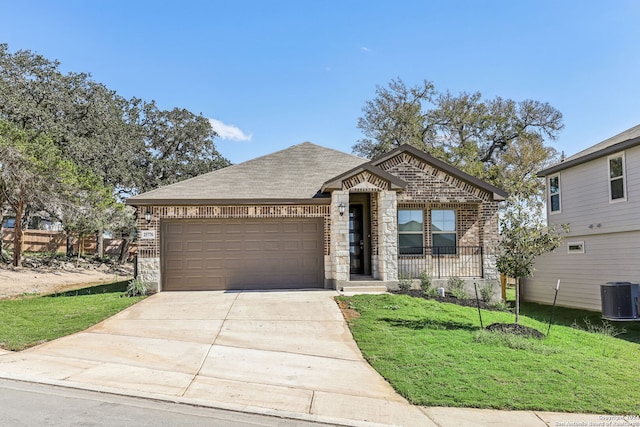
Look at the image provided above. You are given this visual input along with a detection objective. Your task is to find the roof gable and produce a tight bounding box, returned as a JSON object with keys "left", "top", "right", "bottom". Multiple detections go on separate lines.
{"left": 322, "top": 164, "right": 407, "bottom": 192}
{"left": 127, "top": 142, "right": 368, "bottom": 205}
{"left": 370, "top": 145, "right": 508, "bottom": 201}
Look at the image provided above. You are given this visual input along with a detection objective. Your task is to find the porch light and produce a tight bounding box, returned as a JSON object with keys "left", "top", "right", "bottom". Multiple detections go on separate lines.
{"left": 338, "top": 202, "right": 345, "bottom": 216}
{"left": 144, "top": 210, "right": 152, "bottom": 224}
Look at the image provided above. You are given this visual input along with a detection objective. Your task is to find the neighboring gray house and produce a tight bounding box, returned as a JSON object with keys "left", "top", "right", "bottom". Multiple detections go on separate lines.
{"left": 523, "top": 124, "right": 640, "bottom": 311}
{"left": 126, "top": 142, "right": 506, "bottom": 293}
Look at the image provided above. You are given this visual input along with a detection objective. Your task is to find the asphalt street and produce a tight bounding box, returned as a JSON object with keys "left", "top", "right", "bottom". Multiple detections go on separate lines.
{"left": 0, "top": 379, "right": 336, "bottom": 427}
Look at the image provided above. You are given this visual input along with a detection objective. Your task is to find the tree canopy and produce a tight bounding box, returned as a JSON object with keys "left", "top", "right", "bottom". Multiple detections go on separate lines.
{"left": 354, "top": 78, "right": 563, "bottom": 203}
{"left": 0, "top": 44, "right": 230, "bottom": 265}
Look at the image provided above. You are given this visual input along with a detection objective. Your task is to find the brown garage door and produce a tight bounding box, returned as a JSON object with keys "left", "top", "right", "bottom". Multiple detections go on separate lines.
{"left": 162, "top": 218, "right": 324, "bottom": 291}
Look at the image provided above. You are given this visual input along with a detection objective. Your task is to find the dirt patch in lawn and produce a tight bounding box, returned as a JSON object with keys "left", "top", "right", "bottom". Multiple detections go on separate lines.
{"left": 336, "top": 299, "right": 361, "bottom": 321}
{"left": 0, "top": 264, "right": 133, "bottom": 299}
{"left": 486, "top": 323, "right": 545, "bottom": 339}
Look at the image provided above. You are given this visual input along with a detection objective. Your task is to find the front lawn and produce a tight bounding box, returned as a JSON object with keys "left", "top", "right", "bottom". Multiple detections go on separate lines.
{"left": 0, "top": 281, "right": 145, "bottom": 351}
{"left": 340, "top": 293, "right": 640, "bottom": 414}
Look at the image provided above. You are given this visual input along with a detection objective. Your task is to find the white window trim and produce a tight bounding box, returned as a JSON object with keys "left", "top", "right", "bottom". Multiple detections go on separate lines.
{"left": 431, "top": 209, "right": 457, "bottom": 254}
{"left": 398, "top": 209, "right": 425, "bottom": 255}
{"left": 548, "top": 173, "right": 561, "bottom": 214}
{"left": 607, "top": 152, "right": 627, "bottom": 203}
{"left": 567, "top": 241, "right": 585, "bottom": 254}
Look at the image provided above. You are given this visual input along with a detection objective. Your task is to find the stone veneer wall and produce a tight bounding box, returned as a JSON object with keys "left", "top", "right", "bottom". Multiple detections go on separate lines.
{"left": 329, "top": 191, "right": 350, "bottom": 285}
{"left": 377, "top": 190, "right": 399, "bottom": 281}
{"left": 135, "top": 204, "right": 331, "bottom": 291}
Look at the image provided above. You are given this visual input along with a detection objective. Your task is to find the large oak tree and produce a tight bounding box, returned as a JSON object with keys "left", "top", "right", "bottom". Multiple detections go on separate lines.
{"left": 354, "top": 78, "right": 563, "bottom": 203}
{"left": 0, "top": 44, "right": 230, "bottom": 265}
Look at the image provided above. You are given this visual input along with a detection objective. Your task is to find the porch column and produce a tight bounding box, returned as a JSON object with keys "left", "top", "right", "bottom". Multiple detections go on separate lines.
{"left": 481, "top": 201, "right": 500, "bottom": 280}
{"left": 378, "top": 190, "right": 398, "bottom": 282}
{"left": 330, "top": 190, "right": 350, "bottom": 284}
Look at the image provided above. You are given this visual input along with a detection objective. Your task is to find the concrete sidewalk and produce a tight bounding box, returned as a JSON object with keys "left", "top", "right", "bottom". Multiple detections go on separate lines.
{"left": 0, "top": 290, "right": 606, "bottom": 426}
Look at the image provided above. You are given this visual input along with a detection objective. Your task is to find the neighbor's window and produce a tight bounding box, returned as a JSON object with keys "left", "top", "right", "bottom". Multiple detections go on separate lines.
{"left": 431, "top": 209, "right": 456, "bottom": 255}
{"left": 567, "top": 241, "right": 585, "bottom": 254}
{"left": 398, "top": 210, "right": 424, "bottom": 255}
{"left": 549, "top": 174, "right": 561, "bottom": 213}
{"left": 608, "top": 153, "right": 626, "bottom": 201}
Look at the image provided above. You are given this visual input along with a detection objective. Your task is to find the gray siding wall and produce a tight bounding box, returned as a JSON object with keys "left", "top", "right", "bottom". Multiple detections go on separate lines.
{"left": 548, "top": 145, "right": 640, "bottom": 235}
{"left": 523, "top": 231, "right": 640, "bottom": 311}
{"left": 526, "top": 145, "right": 640, "bottom": 311}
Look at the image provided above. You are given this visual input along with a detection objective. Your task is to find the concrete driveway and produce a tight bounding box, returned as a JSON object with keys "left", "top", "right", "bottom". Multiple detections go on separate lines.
{"left": 0, "top": 290, "right": 433, "bottom": 426}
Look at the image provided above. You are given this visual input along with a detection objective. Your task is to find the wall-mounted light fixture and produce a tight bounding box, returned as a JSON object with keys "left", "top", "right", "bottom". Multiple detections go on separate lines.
{"left": 338, "top": 202, "right": 345, "bottom": 216}
{"left": 144, "top": 210, "right": 152, "bottom": 224}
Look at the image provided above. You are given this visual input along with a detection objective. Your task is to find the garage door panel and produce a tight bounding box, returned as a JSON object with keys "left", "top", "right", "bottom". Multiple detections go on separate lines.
{"left": 162, "top": 218, "right": 323, "bottom": 291}
{"left": 226, "top": 223, "right": 244, "bottom": 233}
{"left": 225, "top": 240, "right": 243, "bottom": 251}
{"left": 283, "top": 222, "right": 301, "bottom": 233}
{"left": 186, "top": 241, "right": 203, "bottom": 252}
{"left": 302, "top": 222, "right": 320, "bottom": 233}
{"left": 244, "top": 223, "right": 264, "bottom": 233}
{"left": 302, "top": 239, "right": 319, "bottom": 250}
{"left": 165, "top": 222, "right": 185, "bottom": 234}
{"left": 165, "top": 241, "right": 185, "bottom": 253}
{"left": 205, "top": 242, "right": 223, "bottom": 251}
{"left": 185, "top": 223, "right": 204, "bottom": 234}
{"left": 244, "top": 240, "right": 264, "bottom": 251}
{"left": 186, "top": 259, "right": 205, "bottom": 269}
{"left": 205, "top": 223, "right": 224, "bottom": 234}
{"left": 283, "top": 240, "right": 300, "bottom": 250}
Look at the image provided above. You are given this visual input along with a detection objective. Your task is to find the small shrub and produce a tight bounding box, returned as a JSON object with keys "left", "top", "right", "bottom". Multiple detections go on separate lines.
{"left": 398, "top": 274, "right": 412, "bottom": 292}
{"left": 125, "top": 278, "right": 149, "bottom": 297}
{"left": 572, "top": 318, "right": 626, "bottom": 338}
{"left": 447, "top": 276, "right": 466, "bottom": 299}
{"left": 491, "top": 300, "right": 512, "bottom": 312}
{"left": 479, "top": 281, "right": 495, "bottom": 302}
{"left": 419, "top": 271, "right": 434, "bottom": 294}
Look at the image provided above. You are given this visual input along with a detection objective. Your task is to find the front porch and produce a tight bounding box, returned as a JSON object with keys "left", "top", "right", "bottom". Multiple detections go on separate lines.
{"left": 398, "top": 246, "right": 485, "bottom": 279}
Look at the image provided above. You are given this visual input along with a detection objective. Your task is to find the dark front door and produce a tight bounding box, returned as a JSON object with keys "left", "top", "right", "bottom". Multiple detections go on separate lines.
{"left": 349, "top": 205, "right": 364, "bottom": 274}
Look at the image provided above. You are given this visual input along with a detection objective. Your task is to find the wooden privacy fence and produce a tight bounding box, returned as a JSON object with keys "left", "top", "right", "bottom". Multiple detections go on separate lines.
{"left": 1, "top": 228, "right": 129, "bottom": 256}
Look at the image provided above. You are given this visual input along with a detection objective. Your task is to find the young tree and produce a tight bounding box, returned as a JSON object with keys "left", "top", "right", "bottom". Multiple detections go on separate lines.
{"left": 496, "top": 198, "right": 567, "bottom": 323}
{"left": 354, "top": 78, "right": 563, "bottom": 202}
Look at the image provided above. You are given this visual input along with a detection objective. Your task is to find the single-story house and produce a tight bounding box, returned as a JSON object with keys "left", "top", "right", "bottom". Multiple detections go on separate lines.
{"left": 523, "top": 124, "right": 640, "bottom": 312}
{"left": 126, "top": 142, "right": 507, "bottom": 292}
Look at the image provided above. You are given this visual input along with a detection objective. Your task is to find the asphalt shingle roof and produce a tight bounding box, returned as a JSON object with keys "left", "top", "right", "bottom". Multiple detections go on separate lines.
{"left": 127, "top": 142, "right": 368, "bottom": 204}
{"left": 538, "top": 123, "right": 640, "bottom": 176}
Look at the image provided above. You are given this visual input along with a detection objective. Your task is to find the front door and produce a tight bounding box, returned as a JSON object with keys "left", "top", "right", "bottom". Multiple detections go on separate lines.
{"left": 349, "top": 205, "right": 364, "bottom": 274}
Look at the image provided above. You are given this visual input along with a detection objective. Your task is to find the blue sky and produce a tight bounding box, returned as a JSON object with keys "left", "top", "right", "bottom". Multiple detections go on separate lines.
{"left": 3, "top": 1, "right": 640, "bottom": 164}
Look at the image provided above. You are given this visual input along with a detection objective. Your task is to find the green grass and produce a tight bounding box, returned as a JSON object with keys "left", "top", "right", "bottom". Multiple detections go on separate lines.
{"left": 0, "top": 281, "right": 145, "bottom": 351}
{"left": 340, "top": 293, "right": 640, "bottom": 414}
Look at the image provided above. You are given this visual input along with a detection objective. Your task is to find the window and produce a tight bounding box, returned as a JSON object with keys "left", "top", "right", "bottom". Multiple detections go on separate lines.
{"left": 431, "top": 209, "right": 456, "bottom": 254}
{"left": 549, "top": 174, "right": 561, "bottom": 213}
{"left": 398, "top": 210, "right": 424, "bottom": 255}
{"left": 567, "top": 241, "right": 585, "bottom": 254}
{"left": 608, "top": 153, "right": 626, "bottom": 201}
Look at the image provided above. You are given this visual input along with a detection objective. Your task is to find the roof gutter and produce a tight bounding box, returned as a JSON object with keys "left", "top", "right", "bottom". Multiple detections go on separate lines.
{"left": 538, "top": 136, "right": 640, "bottom": 177}
{"left": 125, "top": 198, "right": 331, "bottom": 207}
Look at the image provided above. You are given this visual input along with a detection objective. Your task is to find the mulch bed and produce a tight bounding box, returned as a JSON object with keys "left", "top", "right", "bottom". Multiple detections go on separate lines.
{"left": 486, "top": 323, "right": 545, "bottom": 339}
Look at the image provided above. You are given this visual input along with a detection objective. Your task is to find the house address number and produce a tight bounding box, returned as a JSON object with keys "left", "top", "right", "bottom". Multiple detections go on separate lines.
{"left": 140, "top": 230, "right": 156, "bottom": 240}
